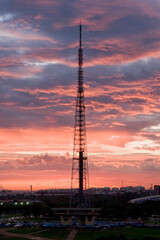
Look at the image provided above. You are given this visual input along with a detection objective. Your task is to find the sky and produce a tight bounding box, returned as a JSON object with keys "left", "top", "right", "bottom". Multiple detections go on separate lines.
{"left": 0, "top": 0, "right": 160, "bottom": 190}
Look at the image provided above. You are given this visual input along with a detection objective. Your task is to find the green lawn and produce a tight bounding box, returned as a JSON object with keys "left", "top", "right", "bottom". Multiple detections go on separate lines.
{"left": 0, "top": 238, "right": 29, "bottom": 240}
{"left": 7, "top": 227, "right": 42, "bottom": 235}
{"left": 5, "top": 227, "right": 160, "bottom": 240}
{"left": 75, "top": 227, "right": 160, "bottom": 240}
{"left": 32, "top": 228, "right": 70, "bottom": 239}
{"left": 145, "top": 220, "right": 160, "bottom": 225}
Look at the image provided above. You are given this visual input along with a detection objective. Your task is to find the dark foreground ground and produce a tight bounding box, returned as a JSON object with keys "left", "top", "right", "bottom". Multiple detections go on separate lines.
{"left": 0, "top": 227, "right": 160, "bottom": 240}
{"left": 0, "top": 192, "right": 160, "bottom": 239}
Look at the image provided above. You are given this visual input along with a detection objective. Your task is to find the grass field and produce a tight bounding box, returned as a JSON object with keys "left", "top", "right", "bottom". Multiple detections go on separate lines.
{"left": 32, "top": 228, "right": 70, "bottom": 239}
{"left": 0, "top": 238, "right": 29, "bottom": 240}
{"left": 3, "top": 227, "right": 160, "bottom": 240}
{"left": 7, "top": 227, "right": 42, "bottom": 235}
{"left": 75, "top": 227, "right": 160, "bottom": 240}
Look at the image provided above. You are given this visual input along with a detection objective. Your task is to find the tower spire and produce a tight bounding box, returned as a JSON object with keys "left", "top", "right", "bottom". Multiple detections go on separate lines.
{"left": 80, "top": 23, "right": 82, "bottom": 48}
{"left": 70, "top": 24, "right": 89, "bottom": 207}
{"left": 79, "top": 23, "right": 83, "bottom": 68}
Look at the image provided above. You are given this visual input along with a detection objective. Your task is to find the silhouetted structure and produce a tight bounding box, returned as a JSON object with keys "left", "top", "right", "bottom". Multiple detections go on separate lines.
{"left": 154, "top": 185, "right": 160, "bottom": 195}
{"left": 53, "top": 25, "right": 100, "bottom": 225}
{"left": 70, "top": 24, "right": 89, "bottom": 207}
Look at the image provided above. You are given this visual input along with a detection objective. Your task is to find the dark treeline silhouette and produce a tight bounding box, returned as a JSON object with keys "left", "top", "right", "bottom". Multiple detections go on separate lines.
{"left": 90, "top": 193, "right": 160, "bottom": 219}
{"left": 0, "top": 193, "right": 160, "bottom": 219}
{"left": 96, "top": 235, "right": 157, "bottom": 240}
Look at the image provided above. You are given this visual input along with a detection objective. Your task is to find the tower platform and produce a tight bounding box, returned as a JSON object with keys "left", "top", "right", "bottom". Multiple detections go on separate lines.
{"left": 52, "top": 208, "right": 100, "bottom": 226}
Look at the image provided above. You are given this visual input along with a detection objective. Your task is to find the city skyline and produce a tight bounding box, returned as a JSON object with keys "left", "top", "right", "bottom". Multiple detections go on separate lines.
{"left": 0, "top": 0, "right": 160, "bottom": 190}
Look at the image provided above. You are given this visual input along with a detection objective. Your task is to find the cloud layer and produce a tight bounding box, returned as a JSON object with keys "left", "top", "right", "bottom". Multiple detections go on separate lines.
{"left": 0, "top": 0, "right": 160, "bottom": 189}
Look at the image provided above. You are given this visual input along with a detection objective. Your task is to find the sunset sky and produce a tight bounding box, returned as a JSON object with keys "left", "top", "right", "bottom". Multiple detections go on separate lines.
{"left": 0, "top": 0, "right": 160, "bottom": 190}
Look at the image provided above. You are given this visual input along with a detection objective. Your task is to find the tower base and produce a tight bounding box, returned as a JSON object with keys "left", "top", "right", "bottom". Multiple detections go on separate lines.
{"left": 53, "top": 208, "right": 100, "bottom": 226}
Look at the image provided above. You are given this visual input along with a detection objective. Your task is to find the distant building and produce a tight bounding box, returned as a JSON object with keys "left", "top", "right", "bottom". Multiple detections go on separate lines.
{"left": 120, "top": 187, "right": 126, "bottom": 192}
{"left": 154, "top": 185, "right": 160, "bottom": 195}
{"left": 134, "top": 186, "right": 145, "bottom": 192}
{"left": 104, "top": 187, "right": 110, "bottom": 192}
{"left": 120, "top": 186, "right": 145, "bottom": 193}
{"left": 126, "top": 186, "right": 134, "bottom": 192}
{"left": 112, "top": 187, "right": 119, "bottom": 192}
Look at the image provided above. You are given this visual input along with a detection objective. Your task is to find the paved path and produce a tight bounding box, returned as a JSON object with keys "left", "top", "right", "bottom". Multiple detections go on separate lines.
{"left": 66, "top": 229, "right": 78, "bottom": 240}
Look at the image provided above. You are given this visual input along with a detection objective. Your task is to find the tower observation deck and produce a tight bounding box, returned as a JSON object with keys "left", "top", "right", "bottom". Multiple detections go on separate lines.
{"left": 70, "top": 24, "right": 89, "bottom": 207}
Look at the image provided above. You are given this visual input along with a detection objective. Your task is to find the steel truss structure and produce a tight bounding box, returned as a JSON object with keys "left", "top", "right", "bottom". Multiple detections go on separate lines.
{"left": 70, "top": 24, "right": 89, "bottom": 207}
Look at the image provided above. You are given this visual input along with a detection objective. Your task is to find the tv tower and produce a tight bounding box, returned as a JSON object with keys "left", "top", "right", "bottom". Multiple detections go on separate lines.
{"left": 70, "top": 24, "right": 89, "bottom": 207}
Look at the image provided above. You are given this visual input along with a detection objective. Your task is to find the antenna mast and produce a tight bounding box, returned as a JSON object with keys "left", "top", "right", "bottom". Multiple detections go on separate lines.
{"left": 70, "top": 24, "right": 89, "bottom": 207}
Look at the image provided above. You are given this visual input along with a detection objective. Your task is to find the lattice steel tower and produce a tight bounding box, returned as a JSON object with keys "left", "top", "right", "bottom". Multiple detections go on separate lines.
{"left": 70, "top": 24, "right": 89, "bottom": 207}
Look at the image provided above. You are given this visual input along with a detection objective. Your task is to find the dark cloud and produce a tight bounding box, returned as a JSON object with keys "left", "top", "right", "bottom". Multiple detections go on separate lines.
{"left": 0, "top": 153, "right": 71, "bottom": 171}
{"left": 108, "top": 15, "right": 160, "bottom": 37}
{"left": 89, "top": 158, "right": 160, "bottom": 173}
